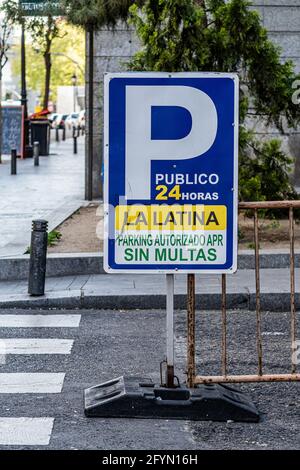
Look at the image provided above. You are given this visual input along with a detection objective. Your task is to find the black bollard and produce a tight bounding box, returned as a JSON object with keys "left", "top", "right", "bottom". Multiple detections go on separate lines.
{"left": 28, "top": 220, "right": 48, "bottom": 296}
{"left": 33, "top": 141, "right": 39, "bottom": 166}
{"left": 55, "top": 127, "right": 60, "bottom": 142}
{"left": 74, "top": 136, "right": 78, "bottom": 154}
{"left": 62, "top": 126, "right": 66, "bottom": 141}
{"left": 11, "top": 149, "right": 17, "bottom": 175}
{"left": 73, "top": 127, "right": 78, "bottom": 154}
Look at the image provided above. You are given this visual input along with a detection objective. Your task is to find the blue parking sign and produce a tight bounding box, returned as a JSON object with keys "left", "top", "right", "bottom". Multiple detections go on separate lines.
{"left": 104, "top": 72, "right": 239, "bottom": 273}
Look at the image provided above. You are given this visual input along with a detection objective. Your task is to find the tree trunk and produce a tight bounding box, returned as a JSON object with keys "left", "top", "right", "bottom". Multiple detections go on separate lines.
{"left": 43, "top": 50, "right": 51, "bottom": 110}
{"left": 195, "top": 0, "right": 208, "bottom": 27}
{"left": 43, "top": 17, "right": 52, "bottom": 111}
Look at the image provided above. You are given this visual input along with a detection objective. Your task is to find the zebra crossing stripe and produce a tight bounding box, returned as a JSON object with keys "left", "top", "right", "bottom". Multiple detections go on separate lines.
{"left": 0, "top": 314, "right": 80, "bottom": 446}
{"left": 0, "top": 314, "right": 81, "bottom": 328}
{"left": 0, "top": 338, "right": 74, "bottom": 355}
{"left": 0, "top": 373, "right": 65, "bottom": 394}
{"left": 0, "top": 418, "right": 54, "bottom": 446}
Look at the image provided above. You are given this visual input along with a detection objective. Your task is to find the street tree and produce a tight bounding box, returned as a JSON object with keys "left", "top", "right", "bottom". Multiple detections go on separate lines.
{"left": 60, "top": 0, "right": 145, "bottom": 29}
{"left": 25, "top": 15, "right": 65, "bottom": 110}
{"left": 0, "top": 6, "right": 13, "bottom": 162}
{"left": 11, "top": 22, "right": 85, "bottom": 104}
{"left": 129, "top": 0, "right": 300, "bottom": 203}
{"left": 2, "top": 0, "right": 66, "bottom": 110}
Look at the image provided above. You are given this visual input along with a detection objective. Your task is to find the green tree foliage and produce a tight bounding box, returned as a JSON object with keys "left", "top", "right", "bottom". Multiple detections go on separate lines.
{"left": 0, "top": 7, "right": 13, "bottom": 162}
{"left": 11, "top": 22, "right": 85, "bottom": 104}
{"left": 0, "top": 9, "right": 12, "bottom": 74}
{"left": 239, "top": 138, "right": 297, "bottom": 202}
{"left": 2, "top": 0, "right": 65, "bottom": 109}
{"left": 129, "top": 0, "right": 300, "bottom": 203}
{"left": 60, "top": 0, "right": 145, "bottom": 29}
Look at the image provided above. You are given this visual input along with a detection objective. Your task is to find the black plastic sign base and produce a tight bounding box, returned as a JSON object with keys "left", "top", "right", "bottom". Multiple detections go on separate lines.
{"left": 84, "top": 376, "right": 259, "bottom": 422}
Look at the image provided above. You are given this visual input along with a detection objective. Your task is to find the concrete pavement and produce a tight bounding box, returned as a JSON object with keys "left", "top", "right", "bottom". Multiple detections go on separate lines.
{"left": 0, "top": 136, "right": 85, "bottom": 258}
{"left": 0, "top": 268, "right": 298, "bottom": 310}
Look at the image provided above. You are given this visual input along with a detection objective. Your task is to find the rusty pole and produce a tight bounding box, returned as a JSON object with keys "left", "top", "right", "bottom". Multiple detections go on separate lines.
{"left": 254, "top": 209, "right": 263, "bottom": 375}
{"left": 289, "top": 207, "right": 296, "bottom": 374}
{"left": 194, "top": 373, "right": 300, "bottom": 384}
{"left": 187, "top": 274, "right": 196, "bottom": 388}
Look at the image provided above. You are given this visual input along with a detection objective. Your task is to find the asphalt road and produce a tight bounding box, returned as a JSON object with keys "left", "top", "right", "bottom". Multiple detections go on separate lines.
{"left": 0, "top": 309, "right": 299, "bottom": 450}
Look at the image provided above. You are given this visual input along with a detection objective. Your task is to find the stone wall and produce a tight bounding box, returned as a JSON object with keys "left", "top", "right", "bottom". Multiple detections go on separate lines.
{"left": 86, "top": 2, "right": 300, "bottom": 199}
{"left": 250, "top": 0, "right": 300, "bottom": 186}
{"left": 251, "top": 0, "right": 300, "bottom": 73}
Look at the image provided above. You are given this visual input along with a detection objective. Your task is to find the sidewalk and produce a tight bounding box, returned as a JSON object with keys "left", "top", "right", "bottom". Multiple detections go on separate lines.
{"left": 0, "top": 136, "right": 85, "bottom": 258}
{"left": 0, "top": 268, "right": 298, "bottom": 310}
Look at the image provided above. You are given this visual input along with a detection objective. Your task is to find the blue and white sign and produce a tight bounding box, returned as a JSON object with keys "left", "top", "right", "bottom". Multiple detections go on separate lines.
{"left": 104, "top": 72, "right": 239, "bottom": 273}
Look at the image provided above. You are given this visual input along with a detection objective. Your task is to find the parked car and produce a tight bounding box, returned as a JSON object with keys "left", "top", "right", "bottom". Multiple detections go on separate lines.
{"left": 49, "top": 113, "right": 59, "bottom": 128}
{"left": 78, "top": 110, "right": 85, "bottom": 132}
{"left": 54, "top": 114, "right": 69, "bottom": 130}
{"left": 65, "top": 113, "right": 80, "bottom": 130}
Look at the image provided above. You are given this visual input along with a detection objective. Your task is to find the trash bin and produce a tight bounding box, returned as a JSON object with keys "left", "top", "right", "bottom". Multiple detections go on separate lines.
{"left": 30, "top": 120, "right": 50, "bottom": 156}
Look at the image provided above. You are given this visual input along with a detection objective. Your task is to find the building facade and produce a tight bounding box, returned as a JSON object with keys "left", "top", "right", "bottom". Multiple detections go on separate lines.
{"left": 86, "top": 1, "right": 300, "bottom": 199}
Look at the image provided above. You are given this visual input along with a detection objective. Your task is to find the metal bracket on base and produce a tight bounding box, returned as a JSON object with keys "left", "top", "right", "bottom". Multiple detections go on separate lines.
{"left": 84, "top": 376, "right": 259, "bottom": 422}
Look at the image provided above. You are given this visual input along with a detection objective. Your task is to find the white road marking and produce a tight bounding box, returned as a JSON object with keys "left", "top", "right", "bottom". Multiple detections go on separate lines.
{"left": 262, "top": 332, "right": 285, "bottom": 336}
{"left": 0, "top": 418, "right": 54, "bottom": 446}
{"left": 0, "top": 314, "right": 80, "bottom": 446}
{"left": 0, "top": 314, "right": 81, "bottom": 328}
{"left": 0, "top": 373, "right": 65, "bottom": 394}
{"left": 0, "top": 338, "right": 74, "bottom": 355}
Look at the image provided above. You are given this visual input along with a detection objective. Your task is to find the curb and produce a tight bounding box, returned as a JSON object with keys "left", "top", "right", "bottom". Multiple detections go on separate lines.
{"left": 0, "top": 253, "right": 105, "bottom": 281}
{"left": 0, "top": 291, "right": 298, "bottom": 312}
{"left": 0, "top": 250, "right": 300, "bottom": 281}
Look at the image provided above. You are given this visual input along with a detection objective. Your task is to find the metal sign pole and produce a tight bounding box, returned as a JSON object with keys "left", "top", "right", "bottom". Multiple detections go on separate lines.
{"left": 166, "top": 274, "right": 175, "bottom": 388}
{"left": 21, "top": 19, "right": 30, "bottom": 158}
{"left": 87, "top": 26, "right": 94, "bottom": 201}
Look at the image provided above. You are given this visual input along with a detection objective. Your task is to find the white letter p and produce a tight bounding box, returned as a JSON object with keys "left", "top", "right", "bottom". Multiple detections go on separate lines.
{"left": 125, "top": 85, "right": 218, "bottom": 200}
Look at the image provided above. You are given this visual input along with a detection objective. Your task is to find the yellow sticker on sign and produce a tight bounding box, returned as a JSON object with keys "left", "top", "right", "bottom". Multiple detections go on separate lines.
{"left": 115, "top": 205, "right": 227, "bottom": 231}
